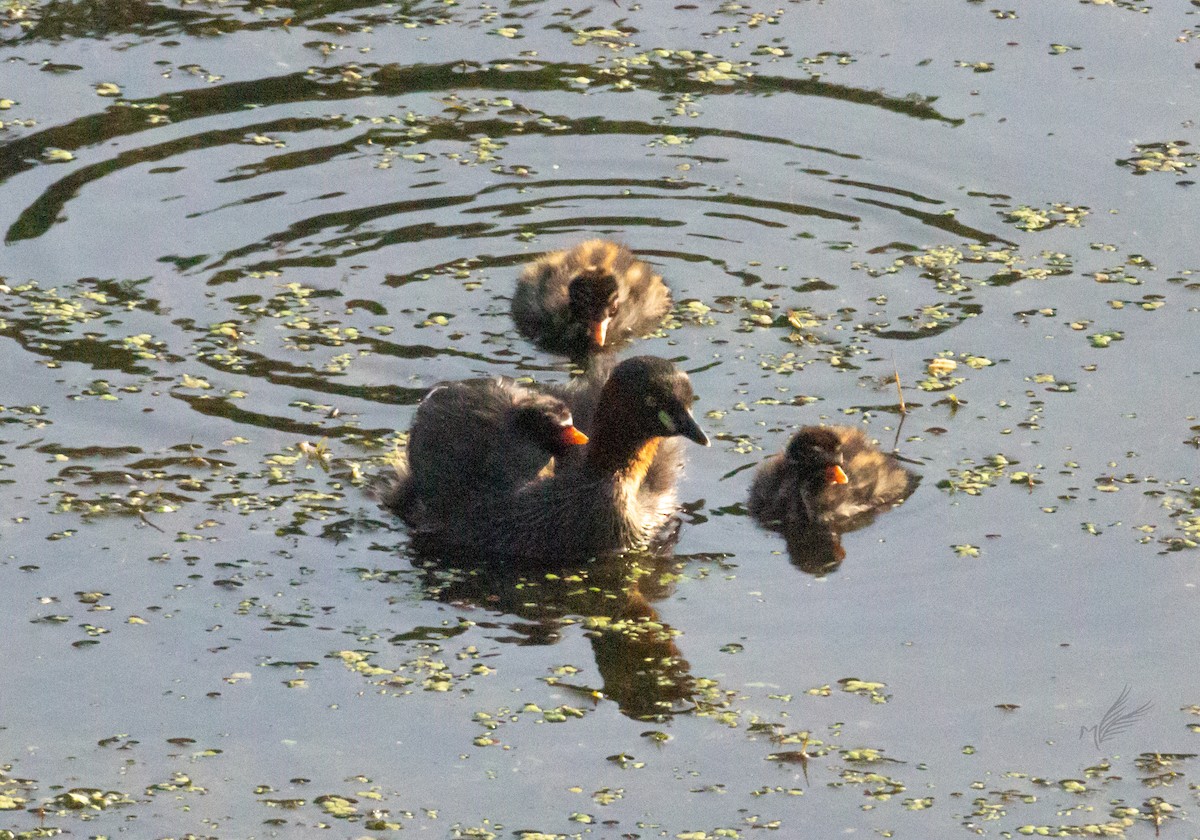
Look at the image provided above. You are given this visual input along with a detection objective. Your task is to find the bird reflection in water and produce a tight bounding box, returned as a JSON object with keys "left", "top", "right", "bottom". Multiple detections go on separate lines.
{"left": 409, "top": 542, "right": 698, "bottom": 722}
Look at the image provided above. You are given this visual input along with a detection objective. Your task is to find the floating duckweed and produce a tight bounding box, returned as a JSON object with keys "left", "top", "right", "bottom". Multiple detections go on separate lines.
{"left": 836, "top": 769, "right": 906, "bottom": 799}
{"left": 315, "top": 794, "right": 358, "bottom": 818}
{"left": 592, "top": 787, "right": 622, "bottom": 805}
{"left": 838, "top": 678, "right": 889, "bottom": 703}
{"left": 147, "top": 772, "right": 204, "bottom": 794}
{"left": 649, "top": 133, "right": 692, "bottom": 147}
{"left": 180, "top": 373, "right": 212, "bottom": 389}
{"left": 939, "top": 454, "right": 1023, "bottom": 495}
{"left": 926, "top": 355, "right": 955, "bottom": 376}
{"left": 1092, "top": 268, "right": 1142, "bottom": 285}
{"left": 540, "top": 705, "right": 586, "bottom": 723}
{"left": 1088, "top": 330, "right": 1124, "bottom": 348}
{"left": 54, "top": 788, "right": 136, "bottom": 810}
{"left": 913, "top": 245, "right": 963, "bottom": 271}
{"left": 1005, "top": 203, "right": 1089, "bottom": 231}
{"left": 1117, "top": 141, "right": 1199, "bottom": 175}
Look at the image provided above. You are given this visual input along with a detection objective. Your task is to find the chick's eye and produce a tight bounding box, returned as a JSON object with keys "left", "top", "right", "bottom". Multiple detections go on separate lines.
{"left": 643, "top": 395, "right": 656, "bottom": 408}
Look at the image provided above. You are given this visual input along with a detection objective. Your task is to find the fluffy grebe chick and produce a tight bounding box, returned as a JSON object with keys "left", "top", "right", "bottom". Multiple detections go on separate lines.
{"left": 383, "top": 378, "right": 587, "bottom": 527}
{"left": 749, "top": 426, "right": 917, "bottom": 534}
{"left": 512, "top": 240, "right": 671, "bottom": 357}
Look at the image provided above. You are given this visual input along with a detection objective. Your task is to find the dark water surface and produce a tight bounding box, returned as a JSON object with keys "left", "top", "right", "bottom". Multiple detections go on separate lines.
{"left": 1, "top": 0, "right": 1197, "bottom": 836}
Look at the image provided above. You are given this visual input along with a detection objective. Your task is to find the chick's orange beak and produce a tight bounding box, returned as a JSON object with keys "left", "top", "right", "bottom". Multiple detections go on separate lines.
{"left": 590, "top": 317, "right": 610, "bottom": 348}
{"left": 560, "top": 425, "right": 589, "bottom": 447}
{"left": 826, "top": 464, "right": 848, "bottom": 485}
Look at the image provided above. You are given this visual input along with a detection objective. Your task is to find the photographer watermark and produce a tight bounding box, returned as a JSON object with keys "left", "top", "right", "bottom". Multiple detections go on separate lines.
{"left": 1079, "top": 684, "right": 1152, "bottom": 749}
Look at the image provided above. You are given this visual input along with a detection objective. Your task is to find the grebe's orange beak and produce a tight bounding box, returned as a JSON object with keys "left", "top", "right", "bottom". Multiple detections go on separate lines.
{"left": 826, "top": 464, "right": 848, "bottom": 485}
{"left": 590, "top": 317, "right": 611, "bottom": 348}
{"left": 560, "top": 425, "right": 589, "bottom": 447}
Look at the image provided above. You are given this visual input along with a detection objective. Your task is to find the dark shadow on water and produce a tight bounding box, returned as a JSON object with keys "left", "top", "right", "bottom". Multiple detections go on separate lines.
{"left": 783, "top": 528, "right": 848, "bottom": 576}
{"left": 408, "top": 541, "right": 697, "bottom": 722}
{"left": 756, "top": 476, "right": 922, "bottom": 577}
